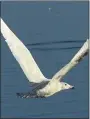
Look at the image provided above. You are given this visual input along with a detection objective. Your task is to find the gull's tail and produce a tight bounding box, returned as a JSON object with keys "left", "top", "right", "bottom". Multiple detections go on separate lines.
{"left": 16, "top": 81, "right": 48, "bottom": 98}
{"left": 16, "top": 92, "right": 45, "bottom": 98}
{"left": 16, "top": 92, "right": 37, "bottom": 98}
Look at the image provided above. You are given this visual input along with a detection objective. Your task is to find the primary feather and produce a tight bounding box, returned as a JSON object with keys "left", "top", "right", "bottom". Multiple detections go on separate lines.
{"left": 1, "top": 18, "right": 47, "bottom": 83}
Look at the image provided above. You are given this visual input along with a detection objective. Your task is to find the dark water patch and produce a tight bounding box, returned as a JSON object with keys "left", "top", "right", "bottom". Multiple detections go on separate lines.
{"left": 28, "top": 46, "right": 80, "bottom": 51}
{"left": 26, "top": 40, "right": 85, "bottom": 46}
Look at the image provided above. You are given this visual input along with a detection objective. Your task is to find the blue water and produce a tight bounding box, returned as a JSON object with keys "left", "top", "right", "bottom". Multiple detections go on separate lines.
{"left": 1, "top": 1, "right": 89, "bottom": 118}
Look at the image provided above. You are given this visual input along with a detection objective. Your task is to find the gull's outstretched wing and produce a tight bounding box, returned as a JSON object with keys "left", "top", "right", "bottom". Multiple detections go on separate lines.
{"left": 51, "top": 39, "right": 89, "bottom": 82}
{"left": 1, "top": 18, "right": 46, "bottom": 83}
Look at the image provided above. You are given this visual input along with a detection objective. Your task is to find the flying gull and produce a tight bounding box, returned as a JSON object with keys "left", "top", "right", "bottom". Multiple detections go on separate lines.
{"left": 1, "top": 18, "right": 89, "bottom": 98}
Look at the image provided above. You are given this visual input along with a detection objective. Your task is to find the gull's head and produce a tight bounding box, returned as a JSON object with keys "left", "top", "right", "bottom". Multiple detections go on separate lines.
{"left": 61, "top": 82, "right": 74, "bottom": 90}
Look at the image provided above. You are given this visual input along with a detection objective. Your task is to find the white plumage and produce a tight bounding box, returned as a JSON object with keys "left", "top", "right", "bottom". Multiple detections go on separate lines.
{"left": 1, "top": 18, "right": 89, "bottom": 98}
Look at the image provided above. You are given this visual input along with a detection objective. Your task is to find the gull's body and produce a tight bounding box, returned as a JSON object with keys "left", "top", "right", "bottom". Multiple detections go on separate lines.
{"left": 1, "top": 18, "right": 89, "bottom": 98}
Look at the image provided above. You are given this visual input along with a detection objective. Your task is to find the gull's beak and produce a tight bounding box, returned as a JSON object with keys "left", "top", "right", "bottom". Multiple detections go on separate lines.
{"left": 70, "top": 86, "right": 75, "bottom": 89}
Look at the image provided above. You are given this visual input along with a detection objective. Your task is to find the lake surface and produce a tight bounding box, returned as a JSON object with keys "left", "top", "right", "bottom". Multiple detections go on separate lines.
{"left": 1, "top": 1, "right": 89, "bottom": 118}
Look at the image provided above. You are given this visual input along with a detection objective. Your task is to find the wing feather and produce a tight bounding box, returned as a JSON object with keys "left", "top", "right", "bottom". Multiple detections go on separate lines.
{"left": 1, "top": 18, "right": 46, "bottom": 83}
{"left": 51, "top": 39, "right": 89, "bottom": 81}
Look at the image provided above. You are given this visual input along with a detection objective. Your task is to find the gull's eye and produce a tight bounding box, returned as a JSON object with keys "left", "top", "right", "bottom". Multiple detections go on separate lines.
{"left": 65, "top": 84, "right": 67, "bottom": 86}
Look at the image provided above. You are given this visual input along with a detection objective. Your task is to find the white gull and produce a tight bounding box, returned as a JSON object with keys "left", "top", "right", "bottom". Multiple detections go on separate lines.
{"left": 1, "top": 18, "right": 89, "bottom": 98}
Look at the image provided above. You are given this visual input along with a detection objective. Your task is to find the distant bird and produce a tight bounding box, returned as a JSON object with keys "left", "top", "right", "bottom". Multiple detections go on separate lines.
{"left": 48, "top": 7, "right": 52, "bottom": 11}
{"left": 1, "top": 18, "right": 89, "bottom": 98}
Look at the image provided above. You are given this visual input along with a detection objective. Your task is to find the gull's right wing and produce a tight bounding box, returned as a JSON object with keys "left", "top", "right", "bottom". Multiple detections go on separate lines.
{"left": 51, "top": 39, "right": 89, "bottom": 82}
{"left": 1, "top": 18, "right": 46, "bottom": 83}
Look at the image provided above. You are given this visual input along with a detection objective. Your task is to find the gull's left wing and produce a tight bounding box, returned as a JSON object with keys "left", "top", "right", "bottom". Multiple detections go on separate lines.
{"left": 1, "top": 18, "right": 47, "bottom": 83}
{"left": 51, "top": 39, "right": 89, "bottom": 81}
